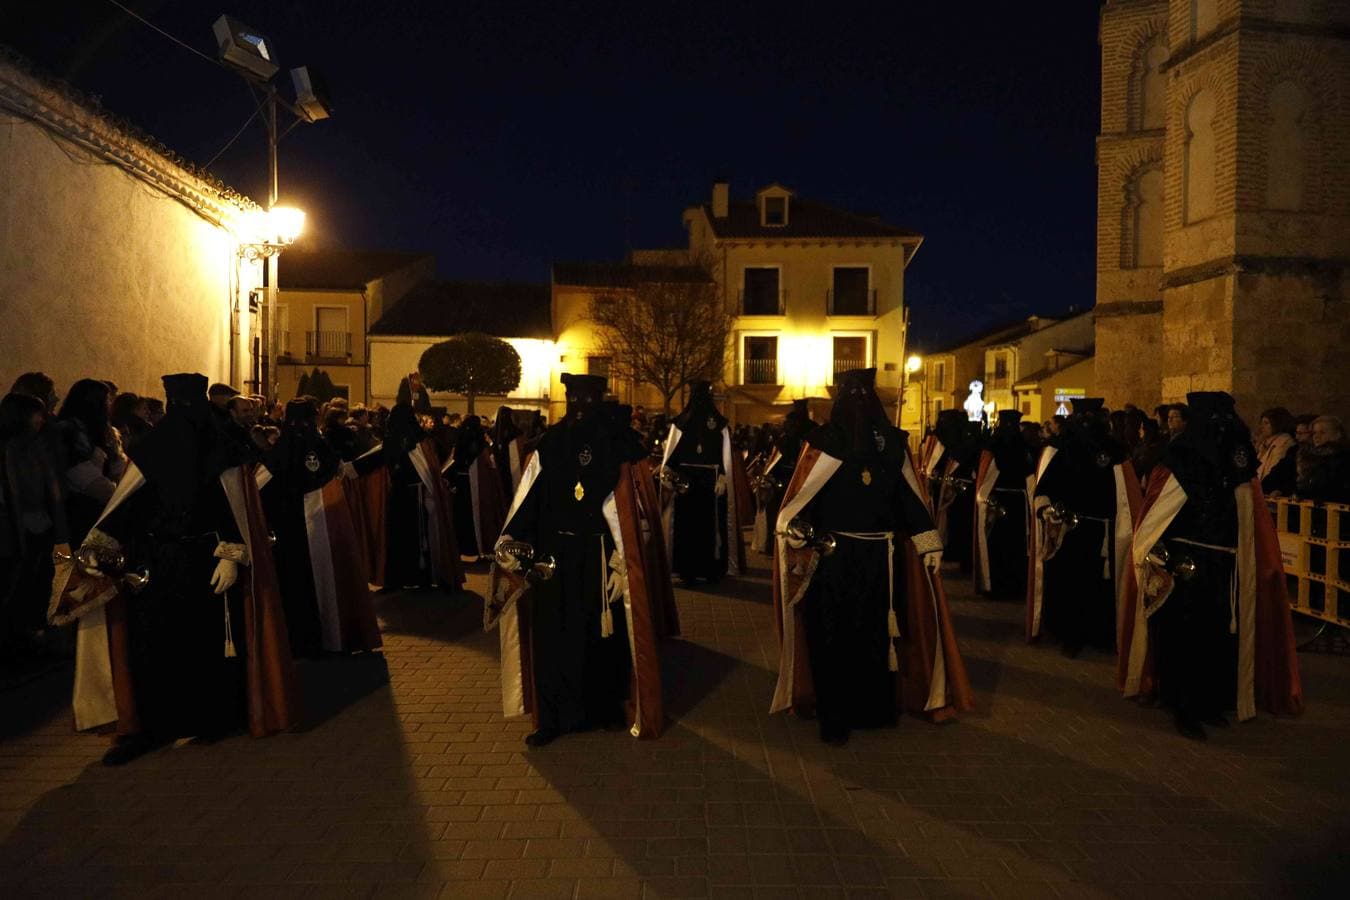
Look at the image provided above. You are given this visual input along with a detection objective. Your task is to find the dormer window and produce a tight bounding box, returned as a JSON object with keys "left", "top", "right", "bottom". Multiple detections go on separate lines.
{"left": 763, "top": 195, "right": 787, "bottom": 226}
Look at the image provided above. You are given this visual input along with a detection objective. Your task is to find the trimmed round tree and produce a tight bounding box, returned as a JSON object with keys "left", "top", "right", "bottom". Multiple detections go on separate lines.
{"left": 418, "top": 332, "right": 522, "bottom": 414}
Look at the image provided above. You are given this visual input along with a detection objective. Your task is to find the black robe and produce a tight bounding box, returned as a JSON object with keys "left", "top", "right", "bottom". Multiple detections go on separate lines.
{"left": 984, "top": 429, "right": 1034, "bottom": 600}
{"left": 1150, "top": 438, "right": 1246, "bottom": 723}
{"left": 450, "top": 425, "right": 487, "bottom": 557}
{"left": 503, "top": 416, "right": 631, "bottom": 735}
{"left": 261, "top": 424, "right": 339, "bottom": 658}
{"left": 1034, "top": 425, "right": 1127, "bottom": 651}
{"left": 382, "top": 406, "right": 430, "bottom": 590}
{"left": 800, "top": 422, "right": 938, "bottom": 732}
{"left": 667, "top": 416, "right": 730, "bottom": 581}
{"left": 96, "top": 412, "right": 248, "bottom": 740}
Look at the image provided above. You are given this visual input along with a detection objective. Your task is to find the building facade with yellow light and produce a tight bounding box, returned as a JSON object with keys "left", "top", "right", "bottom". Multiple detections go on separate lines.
{"left": 275, "top": 249, "right": 434, "bottom": 403}
{"left": 552, "top": 182, "right": 925, "bottom": 426}
{"left": 367, "top": 282, "right": 554, "bottom": 414}
{"left": 686, "top": 182, "right": 924, "bottom": 425}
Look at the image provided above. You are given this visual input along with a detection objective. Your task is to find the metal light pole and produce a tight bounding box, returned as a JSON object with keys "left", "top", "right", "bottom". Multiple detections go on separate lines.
{"left": 212, "top": 15, "right": 329, "bottom": 404}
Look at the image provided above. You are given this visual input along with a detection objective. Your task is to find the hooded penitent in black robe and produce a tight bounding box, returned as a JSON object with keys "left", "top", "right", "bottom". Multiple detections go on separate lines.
{"left": 492, "top": 406, "right": 524, "bottom": 501}
{"left": 1150, "top": 393, "right": 1254, "bottom": 736}
{"left": 382, "top": 403, "right": 430, "bottom": 589}
{"left": 753, "top": 400, "right": 812, "bottom": 556}
{"left": 662, "top": 381, "right": 734, "bottom": 583}
{"left": 974, "top": 410, "right": 1035, "bottom": 600}
{"left": 776, "top": 369, "right": 947, "bottom": 745}
{"left": 89, "top": 374, "right": 251, "bottom": 746}
{"left": 261, "top": 400, "right": 340, "bottom": 659}
{"left": 921, "top": 410, "right": 979, "bottom": 574}
{"left": 493, "top": 374, "right": 633, "bottom": 745}
{"left": 1030, "top": 400, "right": 1133, "bottom": 655}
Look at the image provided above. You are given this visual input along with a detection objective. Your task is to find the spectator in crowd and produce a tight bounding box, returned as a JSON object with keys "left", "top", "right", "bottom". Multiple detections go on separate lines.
{"left": 54, "top": 379, "right": 122, "bottom": 544}
{"left": 1131, "top": 417, "right": 1166, "bottom": 482}
{"left": 144, "top": 397, "right": 165, "bottom": 425}
{"left": 1047, "top": 415, "right": 1066, "bottom": 439}
{"left": 0, "top": 392, "right": 68, "bottom": 658}
{"left": 1296, "top": 415, "right": 1350, "bottom": 503}
{"left": 1153, "top": 404, "right": 1170, "bottom": 435}
{"left": 1294, "top": 413, "right": 1316, "bottom": 447}
{"left": 250, "top": 424, "right": 280, "bottom": 452}
{"left": 348, "top": 404, "right": 378, "bottom": 454}
{"left": 1167, "top": 403, "right": 1189, "bottom": 438}
{"left": 11, "top": 372, "right": 60, "bottom": 413}
{"left": 110, "top": 392, "right": 152, "bottom": 452}
{"left": 1255, "top": 407, "right": 1298, "bottom": 497}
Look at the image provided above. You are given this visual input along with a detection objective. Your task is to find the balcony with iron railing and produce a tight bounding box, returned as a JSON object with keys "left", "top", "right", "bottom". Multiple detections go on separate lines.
{"left": 826, "top": 288, "right": 877, "bottom": 316}
{"left": 742, "top": 358, "right": 780, "bottom": 385}
{"left": 306, "top": 330, "right": 352, "bottom": 361}
{"left": 831, "top": 358, "right": 868, "bottom": 381}
{"left": 738, "top": 288, "right": 786, "bottom": 317}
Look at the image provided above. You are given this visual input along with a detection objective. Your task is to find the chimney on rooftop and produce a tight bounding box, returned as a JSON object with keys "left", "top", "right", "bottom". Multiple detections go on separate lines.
{"left": 712, "top": 179, "right": 729, "bottom": 219}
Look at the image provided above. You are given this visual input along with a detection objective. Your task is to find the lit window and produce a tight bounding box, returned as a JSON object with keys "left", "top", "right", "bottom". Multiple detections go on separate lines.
{"left": 743, "top": 336, "right": 778, "bottom": 384}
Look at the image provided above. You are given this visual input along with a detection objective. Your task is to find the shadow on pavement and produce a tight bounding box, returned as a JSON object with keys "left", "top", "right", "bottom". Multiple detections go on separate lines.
{"left": 660, "top": 639, "right": 743, "bottom": 721}
{"left": 375, "top": 587, "right": 485, "bottom": 644}
{"left": 294, "top": 652, "right": 391, "bottom": 733}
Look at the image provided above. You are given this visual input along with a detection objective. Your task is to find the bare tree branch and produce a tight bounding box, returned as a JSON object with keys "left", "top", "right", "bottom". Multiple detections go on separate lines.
{"left": 586, "top": 262, "right": 729, "bottom": 415}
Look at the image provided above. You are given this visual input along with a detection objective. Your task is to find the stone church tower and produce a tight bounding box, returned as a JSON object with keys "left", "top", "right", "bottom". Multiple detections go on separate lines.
{"left": 1094, "top": 0, "right": 1349, "bottom": 419}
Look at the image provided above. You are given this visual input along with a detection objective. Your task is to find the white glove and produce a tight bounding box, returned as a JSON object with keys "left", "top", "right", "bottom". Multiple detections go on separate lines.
{"left": 210, "top": 559, "right": 239, "bottom": 594}
{"left": 923, "top": 550, "right": 943, "bottom": 574}
{"left": 341, "top": 461, "right": 359, "bottom": 480}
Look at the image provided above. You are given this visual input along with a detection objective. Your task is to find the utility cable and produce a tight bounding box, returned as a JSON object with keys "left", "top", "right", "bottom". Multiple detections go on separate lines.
{"left": 202, "top": 104, "right": 262, "bottom": 169}
{"left": 102, "top": 0, "right": 222, "bottom": 68}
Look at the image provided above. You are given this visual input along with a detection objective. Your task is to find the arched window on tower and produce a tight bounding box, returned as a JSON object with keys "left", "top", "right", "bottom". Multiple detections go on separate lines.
{"left": 1191, "top": 0, "right": 1218, "bottom": 41}
{"left": 1130, "top": 167, "right": 1164, "bottom": 268}
{"left": 1266, "top": 81, "right": 1307, "bottom": 211}
{"left": 1183, "top": 90, "right": 1216, "bottom": 224}
{"left": 1137, "top": 40, "right": 1168, "bottom": 130}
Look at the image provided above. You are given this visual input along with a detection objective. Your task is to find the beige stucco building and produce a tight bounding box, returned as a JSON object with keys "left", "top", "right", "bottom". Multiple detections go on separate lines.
{"left": 0, "top": 52, "right": 266, "bottom": 397}
{"left": 275, "top": 249, "right": 434, "bottom": 403}
{"left": 1094, "top": 0, "right": 1349, "bottom": 419}
{"left": 368, "top": 282, "right": 555, "bottom": 415}
{"left": 686, "top": 182, "right": 924, "bottom": 425}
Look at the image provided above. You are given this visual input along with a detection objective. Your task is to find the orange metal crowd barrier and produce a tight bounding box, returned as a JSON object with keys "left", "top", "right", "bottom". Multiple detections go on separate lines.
{"left": 1269, "top": 498, "right": 1350, "bottom": 629}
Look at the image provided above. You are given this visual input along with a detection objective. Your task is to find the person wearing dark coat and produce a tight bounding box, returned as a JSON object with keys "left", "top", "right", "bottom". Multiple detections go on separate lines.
{"left": 1028, "top": 400, "right": 1138, "bottom": 656}
{"left": 382, "top": 403, "right": 431, "bottom": 590}
{"left": 659, "top": 381, "right": 748, "bottom": 583}
{"left": 973, "top": 410, "right": 1035, "bottom": 600}
{"left": 488, "top": 374, "right": 652, "bottom": 746}
{"left": 81, "top": 374, "right": 257, "bottom": 764}
{"left": 752, "top": 400, "right": 812, "bottom": 555}
{"left": 1, "top": 393, "right": 68, "bottom": 655}
{"left": 260, "top": 399, "right": 339, "bottom": 658}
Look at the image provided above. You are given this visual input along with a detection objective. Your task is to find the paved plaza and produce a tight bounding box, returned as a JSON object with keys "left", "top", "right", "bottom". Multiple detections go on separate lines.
{"left": 2, "top": 551, "right": 1348, "bottom": 899}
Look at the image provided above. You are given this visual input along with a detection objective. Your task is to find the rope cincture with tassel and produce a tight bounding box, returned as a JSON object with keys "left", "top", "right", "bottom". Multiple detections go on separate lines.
{"left": 223, "top": 593, "right": 237, "bottom": 658}
{"left": 887, "top": 536, "right": 899, "bottom": 672}
{"left": 600, "top": 536, "right": 620, "bottom": 639}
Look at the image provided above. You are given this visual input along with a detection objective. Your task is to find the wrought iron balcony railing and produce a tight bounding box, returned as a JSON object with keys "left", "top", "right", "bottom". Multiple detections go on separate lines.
{"left": 743, "top": 359, "right": 780, "bottom": 385}
{"left": 826, "top": 288, "right": 877, "bottom": 316}
{"left": 738, "top": 288, "right": 786, "bottom": 316}
{"left": 306, "top": 330, "right": 352, "bottom": 360}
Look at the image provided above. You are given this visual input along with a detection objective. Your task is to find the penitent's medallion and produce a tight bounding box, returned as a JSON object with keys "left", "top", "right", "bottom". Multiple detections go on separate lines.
{"left": 574, "top": 481, "right": 586, "bottom": 501}
{"left": 861, "top": 467, "right": 873, "bottom": 486}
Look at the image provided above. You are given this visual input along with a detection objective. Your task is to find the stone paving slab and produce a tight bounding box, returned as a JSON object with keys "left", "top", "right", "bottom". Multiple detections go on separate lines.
{"left": 2, "top": 550, "right": 1349, "bottom": 899}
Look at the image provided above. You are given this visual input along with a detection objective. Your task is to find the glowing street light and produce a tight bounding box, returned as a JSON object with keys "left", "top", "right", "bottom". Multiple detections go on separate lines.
{"left": 212, "top": 14, "right": 331, "bottom": 402}
{"left": 905, "top": 354, "right": 923, "bottom": 374}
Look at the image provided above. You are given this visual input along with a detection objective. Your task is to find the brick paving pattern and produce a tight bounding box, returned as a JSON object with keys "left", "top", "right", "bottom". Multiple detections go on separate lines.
{"left": 2, "top": 550, "right": 1349, "bottom": 898}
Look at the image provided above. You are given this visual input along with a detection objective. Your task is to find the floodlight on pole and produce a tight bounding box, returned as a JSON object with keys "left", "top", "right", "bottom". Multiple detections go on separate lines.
{"left": 212, "top": 13, "right": 330, "bottom": 402}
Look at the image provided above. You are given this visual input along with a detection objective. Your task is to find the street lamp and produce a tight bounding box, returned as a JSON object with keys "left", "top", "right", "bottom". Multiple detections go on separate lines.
{"left": 905, "top": 355, "right": 926, "bottom": 435}
{"left": 212, "top": 14, "right": 331, "bottom": 402}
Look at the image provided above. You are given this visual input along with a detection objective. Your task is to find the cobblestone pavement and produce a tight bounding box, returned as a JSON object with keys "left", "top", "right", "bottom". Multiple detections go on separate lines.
{"left": 3, "top": 551, "right": 1349, "bottom": 899}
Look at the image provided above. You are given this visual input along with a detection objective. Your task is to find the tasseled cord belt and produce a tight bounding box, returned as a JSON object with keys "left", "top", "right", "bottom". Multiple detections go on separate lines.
{"left": 557, "top": 529, "right": 623, "bottom": 639}
{"left": 830, "top": 531, "right": 902, "bottom": 672}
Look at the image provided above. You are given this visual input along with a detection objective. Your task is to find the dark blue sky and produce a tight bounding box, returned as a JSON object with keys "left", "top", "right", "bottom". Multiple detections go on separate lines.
{"left": 5, "top": 0, "right": 1102, "bottom": 349}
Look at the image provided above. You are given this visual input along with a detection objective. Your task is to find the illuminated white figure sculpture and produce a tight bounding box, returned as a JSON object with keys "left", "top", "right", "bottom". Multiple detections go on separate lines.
{"left": 964, "top": 380, "right": 986, "bottom": 423}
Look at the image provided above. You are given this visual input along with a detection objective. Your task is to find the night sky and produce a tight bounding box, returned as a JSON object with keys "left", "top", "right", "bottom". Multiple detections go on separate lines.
{"left": 4, "top": 1, "right": 1102, "bottom": 349}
